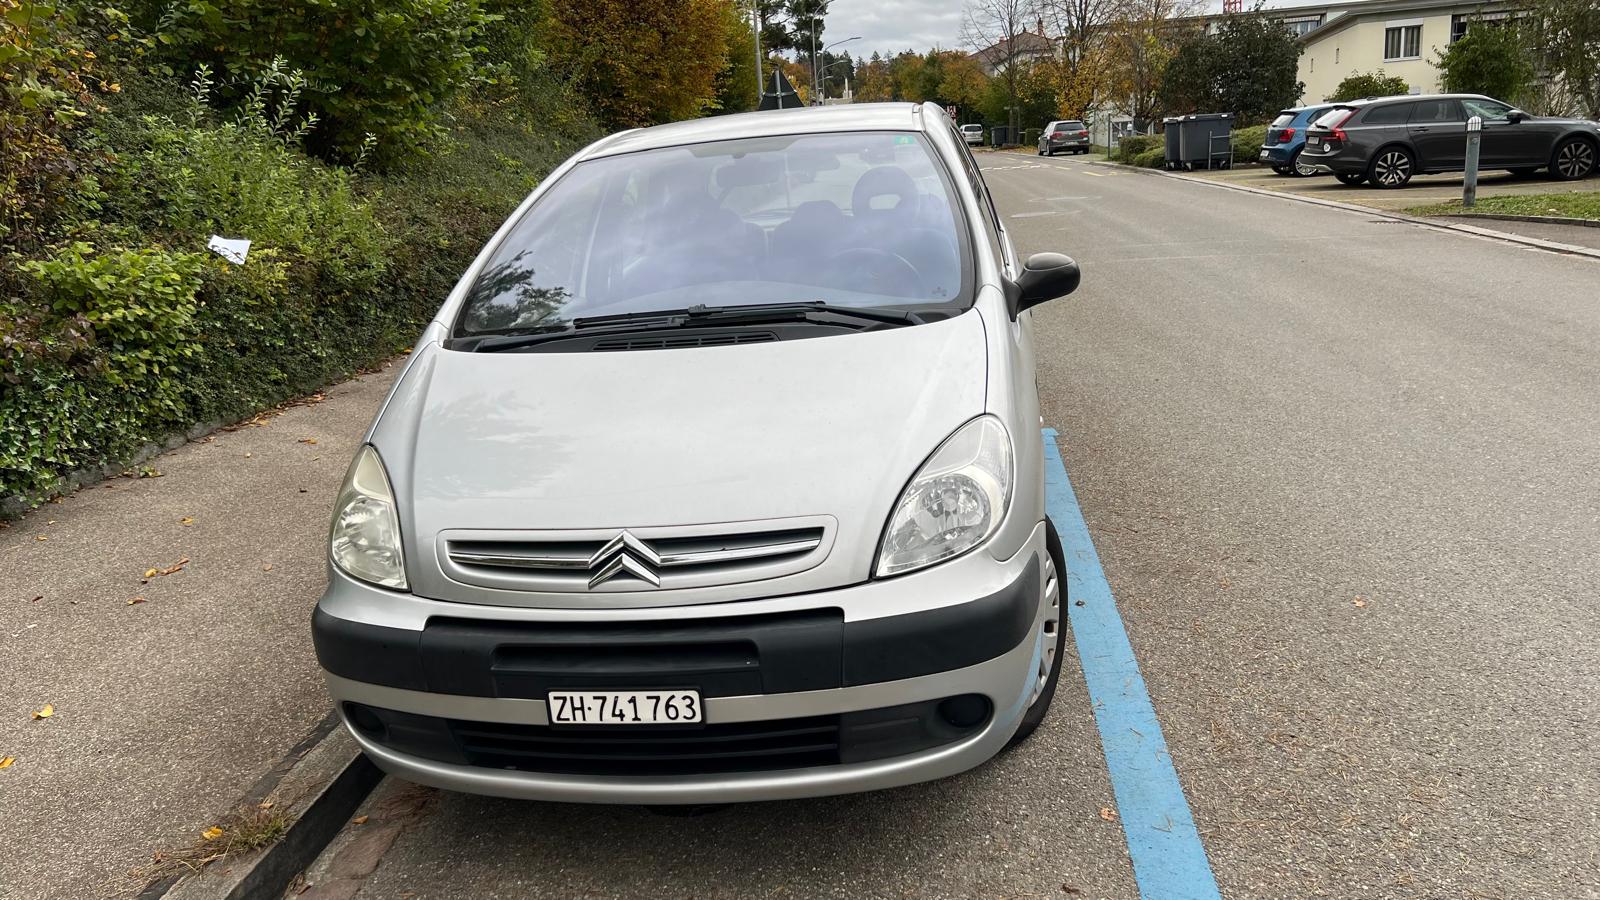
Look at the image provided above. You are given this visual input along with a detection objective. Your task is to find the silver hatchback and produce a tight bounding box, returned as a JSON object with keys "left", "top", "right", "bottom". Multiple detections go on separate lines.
{"left": 314, "top": 102, "right": 1081, "bottom": 804}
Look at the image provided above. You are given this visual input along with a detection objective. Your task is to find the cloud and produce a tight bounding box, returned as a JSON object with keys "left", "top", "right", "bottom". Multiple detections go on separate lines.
{"left": 822, "top": 0, "right": 968, "bottom": 59}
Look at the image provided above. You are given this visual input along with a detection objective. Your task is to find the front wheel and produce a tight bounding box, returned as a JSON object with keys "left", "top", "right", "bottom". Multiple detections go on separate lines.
{"left": 1368, "top": 147, "right": 1415, "bottom": 188}
{"left": 1551, "top": 138, "right": 1597, "bottom": 181}
{"left": 1004, "top": 519, "right": 1067, "bottom": 751}
{"left": 1335, "top": 172, "right": 1367, "bottom": 186}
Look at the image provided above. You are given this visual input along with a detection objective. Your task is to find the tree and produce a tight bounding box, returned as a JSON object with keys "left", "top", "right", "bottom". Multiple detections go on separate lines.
{"left": 962, "top": 0, "right": 1034, "bottom": 136}
{"left": 1157, "top": 10, "right": 1302, "bottom": 123}
{"left": 714, "top": 1, "right": 762, "bottom": 114}
{"left": 1038, "top": 0, "right": 1119, "bottom": 120}
{"left": 541, "top": 0, "right": 734, "bottom": 128}
{"left": 939, "top": 53, "right": 991, "bottom": 118}
{"left": 1327, "top": 70, "right": 1408, "bottom": 102}
{"left": 1526, "top": 0, "right": 1600, "bottom": 118}
{"left": 1433, "top": 20, "right": 1535, "bottom": 104}
{"left": 1101, "top": 0, "right": 1197, "bottom": 132}
{"left": 856, "top": 52, "right": 893, "bottom": 101}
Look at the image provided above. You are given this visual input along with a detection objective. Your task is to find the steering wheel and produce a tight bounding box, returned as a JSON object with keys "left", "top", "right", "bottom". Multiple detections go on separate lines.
{"left": 827, "top": 247, "right": 924, "bottom": 298}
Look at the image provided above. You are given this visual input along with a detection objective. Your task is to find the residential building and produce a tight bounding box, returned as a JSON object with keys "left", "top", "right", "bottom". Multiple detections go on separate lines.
{"left": 1292, "top": 0, "right": 1516, "bottom": 103}
{"left": 970, "top": 19, "right": 1057, "bottom": 77}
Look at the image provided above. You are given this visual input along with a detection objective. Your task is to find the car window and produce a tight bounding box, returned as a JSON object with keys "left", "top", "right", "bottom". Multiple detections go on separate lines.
{"left": 1270, "top": 112, "right": 1295, "bottom": 128}
{"left": 1361, "top": 103, "right": 1413, "bottom": 125}
{"left": 1312, "top": 107, "right": 1353, "bottom": 128}
{"left": 1409, "top": 99, "right": 1464, "bottom": 123}
{"left": 456, "top": 132, "right": 970, "bottom": 335}
{"left": 1461, "top": 98, "right": 1514, "bottom": 120}
{"left": 1061, "top": 121, "right": 1085, "bottom": 131}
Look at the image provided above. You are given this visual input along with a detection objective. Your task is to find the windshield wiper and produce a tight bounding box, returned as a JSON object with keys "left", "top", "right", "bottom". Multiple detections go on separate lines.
{"left": 456, "top": 302, "right": 918, "bottom": 352}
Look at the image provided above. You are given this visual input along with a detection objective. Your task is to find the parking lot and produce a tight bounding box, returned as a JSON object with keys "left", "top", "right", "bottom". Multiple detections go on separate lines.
{"left": 275, "top": 151, "right": 1600, "bottom": 899}
{"left": 1171, "top": 159, "right": 1586, "bottom": 211}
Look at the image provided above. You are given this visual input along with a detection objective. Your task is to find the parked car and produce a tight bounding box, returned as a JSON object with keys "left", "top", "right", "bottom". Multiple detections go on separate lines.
{"left": 1038, "top": 120, "right": 1090, "bottom": 155}
{"left": 961, "top": 123, "right": 984, "bottom": 146}
{"left": 314, "top": 102, "right": 1082, "bottom": 805}
{"left": 1259, "top": 104, "right": 1336, "bottom": 176}
{"left": 1301, "top": 93, "right": 1600, "bottom": 188}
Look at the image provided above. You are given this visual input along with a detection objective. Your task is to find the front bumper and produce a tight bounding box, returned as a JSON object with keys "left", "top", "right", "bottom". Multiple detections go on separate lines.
{"left": 315, "top": 521, "right": 1051, "bottom": 803}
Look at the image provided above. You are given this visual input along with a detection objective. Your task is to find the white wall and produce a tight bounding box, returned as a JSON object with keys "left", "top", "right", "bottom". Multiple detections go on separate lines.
{"left": 1299, "top": 14, "right": 1454, "bottom": 103}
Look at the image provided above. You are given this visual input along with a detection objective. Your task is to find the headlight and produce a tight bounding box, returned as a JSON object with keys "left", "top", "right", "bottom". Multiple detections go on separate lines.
{"left": 876, "top": 416, "right": 1013, "bottom": 577}
{"left": 329, "top": 444, "right": 408, "bottom": 590}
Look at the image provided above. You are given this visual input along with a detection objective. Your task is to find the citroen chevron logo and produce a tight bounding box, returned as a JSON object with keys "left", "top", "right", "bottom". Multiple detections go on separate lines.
{"left": 586, "top": 530, "right": 662, "bottom": 589}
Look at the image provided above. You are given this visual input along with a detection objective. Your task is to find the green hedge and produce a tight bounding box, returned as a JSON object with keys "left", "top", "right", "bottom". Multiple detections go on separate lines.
{"left": 1231, "top": 125, "right": 1269, "bottom": 164}
{"left": 1116, "top": 134, "right": 1163, "bottom": 165}
{"left": 0, "top": 72, "right": 596, "bottom": 510}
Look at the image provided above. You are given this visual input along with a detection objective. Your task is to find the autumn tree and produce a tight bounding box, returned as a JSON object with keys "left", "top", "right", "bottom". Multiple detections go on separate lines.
{"left": 962, "top": 0, "right": 1035, "bottom": 136}
{"left": 1038, "top": 0, "right": 1118, "bottom": 120}
{"left": 856, "top": 52, "right": 893, "bottom": 101}
{"left": 939, "top": 53, "right": 991, "bottom": 117}
{"left": 1527, "top": 0, "right": 1600, "bottom": 118}
{"left": 542, "top": 0, "right": 734, "bottom": 127}
{"left": 1100, "top": 0, "right": 1198, "bottom": 131}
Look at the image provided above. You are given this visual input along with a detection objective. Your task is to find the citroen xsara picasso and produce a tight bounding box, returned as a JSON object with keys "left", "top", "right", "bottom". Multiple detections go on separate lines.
{"left": 313, "top": 102, "right": 1081, "bottom": 803}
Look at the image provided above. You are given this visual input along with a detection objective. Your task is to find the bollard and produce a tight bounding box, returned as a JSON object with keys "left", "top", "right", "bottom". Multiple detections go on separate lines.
{"left": 1463, "top": 115, "right": 1482, "bottom": 208}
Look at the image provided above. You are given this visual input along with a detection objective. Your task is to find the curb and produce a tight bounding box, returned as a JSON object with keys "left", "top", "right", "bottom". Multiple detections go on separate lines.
{"left": 1434, "top": 212, "right": 1600, "bottom": 229}
{"left": 139, "top": 713, "right": 383, "bottom": 900}
{"left": 1084, "top": 159, "right": 1600, "bottom": 262}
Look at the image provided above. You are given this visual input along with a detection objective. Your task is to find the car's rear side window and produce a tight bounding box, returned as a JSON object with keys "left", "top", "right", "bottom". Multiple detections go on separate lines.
{"left": 1360, "top": 103, "right": 1413, "bottom": 125}
{"left": 1270, "top": 112, "right": 1295, "bottom": 128}
{"left": 1408, "top": 99, "right": 1462, "bottom": 123}
{"left": 1312, "top": 107, "right": 1353, "bottom": 128}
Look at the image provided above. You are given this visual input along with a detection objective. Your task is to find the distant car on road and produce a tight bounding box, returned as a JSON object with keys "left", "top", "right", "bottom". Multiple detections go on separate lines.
{"left": 961, "top": 123, "right": 984, "bottom": 146}
{"left": 1259, "top": 104, "right": 1337, "bottom": 176}
{"left": 1038, "top": 120, "right": 1090, "bottom": 156}
{"left": 1301, "top": 93, "right": 1600, "bottom": 188}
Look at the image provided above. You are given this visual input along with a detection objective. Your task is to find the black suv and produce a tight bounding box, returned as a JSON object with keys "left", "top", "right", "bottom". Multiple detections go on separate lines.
{"left": 1301, "top": 94, "right": 1600, "bottom": 188}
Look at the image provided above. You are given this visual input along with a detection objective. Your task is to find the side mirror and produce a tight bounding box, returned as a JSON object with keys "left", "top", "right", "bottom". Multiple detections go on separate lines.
{"left": 1007, "top": 252, "right": 1080, "bottom": 318}
{"left": 1507, "top": 110, "right": 1527, "bottom": 124}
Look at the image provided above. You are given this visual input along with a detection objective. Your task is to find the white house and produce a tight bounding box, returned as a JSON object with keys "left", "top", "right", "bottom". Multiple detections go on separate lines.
{"left": 1289, "top": 0, "right": 1518, "bottom": 103}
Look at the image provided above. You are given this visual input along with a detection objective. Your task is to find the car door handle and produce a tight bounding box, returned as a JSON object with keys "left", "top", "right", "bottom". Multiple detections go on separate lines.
{"left": 1414, "top": 126, "right": 1432, "bottom": 132}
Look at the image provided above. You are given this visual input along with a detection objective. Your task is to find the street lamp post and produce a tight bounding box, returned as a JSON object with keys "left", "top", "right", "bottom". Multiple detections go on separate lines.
{"left": 814, "top": 35, "right": 861, "bottom": 101}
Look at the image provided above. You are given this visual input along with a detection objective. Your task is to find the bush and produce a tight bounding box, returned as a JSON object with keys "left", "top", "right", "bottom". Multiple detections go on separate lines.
{"left": 1117, "top": 134, "right": 1163, "bottom": 164}
{"left": 1329, "top": 71, "right": 1408, "bottom": 103}
{"left": 1231, "top": 124, "right": 1268, "bottom": 163}
{"left": 1132, "top": 147, "right": 1166, "bottom": 168}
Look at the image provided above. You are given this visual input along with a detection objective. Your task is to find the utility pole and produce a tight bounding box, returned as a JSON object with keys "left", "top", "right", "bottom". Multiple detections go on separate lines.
{"left": 753, "top": 0, "right": 763, "bottom": 106}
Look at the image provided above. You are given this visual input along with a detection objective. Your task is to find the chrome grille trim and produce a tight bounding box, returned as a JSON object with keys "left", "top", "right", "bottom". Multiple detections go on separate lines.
{"left": 436, "top": 519, "right": 835, "bottom": 595}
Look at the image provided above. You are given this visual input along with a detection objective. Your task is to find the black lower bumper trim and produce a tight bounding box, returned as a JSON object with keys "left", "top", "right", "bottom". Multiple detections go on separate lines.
{"left": 314, "top": 553, "right": 1038, "bottom": 697}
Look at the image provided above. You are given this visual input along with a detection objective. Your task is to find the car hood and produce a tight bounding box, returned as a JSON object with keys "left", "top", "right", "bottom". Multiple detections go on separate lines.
{"left": 374, "top": 312, "right": 991, "bottom": 606}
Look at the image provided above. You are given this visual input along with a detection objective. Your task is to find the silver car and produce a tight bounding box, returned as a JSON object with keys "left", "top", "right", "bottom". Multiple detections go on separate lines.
{"left": 314, "top": 102, "right": 1081, "bottom": 804}
{"left": 1039, "top": 120, "right": 1090, "bottom": 156}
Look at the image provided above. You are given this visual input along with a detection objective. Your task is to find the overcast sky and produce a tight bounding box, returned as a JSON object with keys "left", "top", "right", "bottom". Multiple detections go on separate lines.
{"left": 823, "top": 0, "right": 1334, "bottom": 59}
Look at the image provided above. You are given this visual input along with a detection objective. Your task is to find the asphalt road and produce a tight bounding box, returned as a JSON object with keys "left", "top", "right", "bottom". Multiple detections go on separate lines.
{"left": 285, "top": 156, "right": 1600, "bottom": 899}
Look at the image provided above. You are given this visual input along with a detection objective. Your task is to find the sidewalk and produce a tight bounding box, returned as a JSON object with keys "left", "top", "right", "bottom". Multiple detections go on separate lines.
{"left": 0, "top": 362, "right": 399, "bottom": 900}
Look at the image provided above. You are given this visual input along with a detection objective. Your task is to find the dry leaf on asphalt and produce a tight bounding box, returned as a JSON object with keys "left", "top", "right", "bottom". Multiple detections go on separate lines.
{"left": 352, "top": 815, "right": 369, "bottom": 825}
{"left": 1098, "top": 807, "right": 1117, "bottom": 822}
{"left": 0, "top": 756, "right": 14, "bottom": 770}
{"left": 34, "top": 535, "right": 47, "bottom": 541}
{"left": 299, "top": 438, "right": 318, "bottom": 445}
{"left": 259, "top": 799, "right": 274, "bottom": 810}
{"left": 127, "top": 597, "right": 147, "bottom": 606}
{"left": 1353, "top": 596, "right": 1368, "bottom": 608}
{"left": 180, "top": 517, "right": 194, "bottom": 526}
{"left": 201, "top": 826, "right": 224, "bottom": 840}
{"left": 31, "top": 704, "right": 54, "bottom": 720}
{"left": 261, "top": 564, "right": 273, "bottom": 572}
{"left": 143, "top": 568, "right": 158, "bottom": 579}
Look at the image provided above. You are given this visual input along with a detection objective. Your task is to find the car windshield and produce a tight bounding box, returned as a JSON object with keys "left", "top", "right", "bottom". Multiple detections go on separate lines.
{"left": 962, "top": 124, "right": 981, "bottom": 132}
{"left": 1270, "top": 112, "right": 1294, "bottom": 127}
{"left": 455, "top": 131, "right": 968, "bottom": 336}
{"left": 1062, "top": 121, "right": 1084, "bottom": 130}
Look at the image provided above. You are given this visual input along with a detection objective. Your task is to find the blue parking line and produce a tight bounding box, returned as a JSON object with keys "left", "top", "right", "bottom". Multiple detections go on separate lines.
{"left": 1042, "top": 428, "right": 1222, "bottom": 900}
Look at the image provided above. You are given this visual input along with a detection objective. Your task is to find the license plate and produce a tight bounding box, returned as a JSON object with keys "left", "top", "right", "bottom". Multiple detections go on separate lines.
{"left": 548, "top": 690, "right": 702, "bottom": 725}
{"left": 1259, "top": 150, "right": 1269, "bottom": 159}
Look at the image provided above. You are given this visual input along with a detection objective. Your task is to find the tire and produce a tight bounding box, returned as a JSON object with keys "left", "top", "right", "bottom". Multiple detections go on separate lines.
{"left": 1290, "top": 149, "right": 1318, "bottom": 177}
{"left": 1551, "top": 137, "right": 1597, "bottom": 181}
{"left": 1004, "top": 519, "right": 1068, "bottom": 751}
{"left": 1037, "top": 147, "right": 1045, "bottom": 156}
{"left": 1335, "top": 172, "right": 1367, "bottom": 186}
{"left": 1368, "top": 147, "right": 1414, "bottom": 188}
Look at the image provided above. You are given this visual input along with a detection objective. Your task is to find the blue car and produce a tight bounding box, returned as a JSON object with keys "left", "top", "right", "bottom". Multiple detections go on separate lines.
{"left": 1259, "top": 105, "right": 1336, "bottom": 176}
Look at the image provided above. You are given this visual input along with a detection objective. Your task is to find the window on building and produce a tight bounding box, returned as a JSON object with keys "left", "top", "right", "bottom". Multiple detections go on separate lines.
{"left": 1335, "top": 47, "right": 1340, "bottom": 64}
{"left": 1384, "top": 23, "right": 1422, "bottom": 60}
{"left": 1283, "top": 17, "right": 1320, "bottom": 37}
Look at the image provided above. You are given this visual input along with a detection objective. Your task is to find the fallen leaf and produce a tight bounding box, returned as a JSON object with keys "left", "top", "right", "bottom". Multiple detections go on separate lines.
{"left": 352, "top": 815, "right": 369, "bottom": 826}
{"left": 31, "top": 704, "right": 54, "bottom": 720}
{"left": 180, "top": 517, "right": 194, "bottom": 526}
{"left": 1353, "top": 596, "right": 1368, "bottom": 608}
{"left": 261, "top": 564, "right": 273, "bottom": 572}
{"left": 299, "top": 438, "right": 318, "bottom": 445}
{"left": 0, "top": 756, "right": 14, "bottom": 769}
{"left": 258, "top": 799, "right": 275, "bottom": 810}
{"left": 157, "top": 558, "right": 190, "bottom": 577}
{"left": 34, "top": 535, "right": 47, "bottom": 542}
{"left": 143, "top": 568, "right": 159, "bottom": 579}
{"left": 1098, "top": 807, "right": 1117, "bottom": 822}
{"left": 127, "top": 597, "right": 146, "bottom": 606}
{"left": 244, "top": 452, "right": 252, "bottom": 458}
{"left": 31, "top": 595, "right": 42, "bottom": 603}
{"left": 201, "top": 826, "right": 224, "bottom": 841}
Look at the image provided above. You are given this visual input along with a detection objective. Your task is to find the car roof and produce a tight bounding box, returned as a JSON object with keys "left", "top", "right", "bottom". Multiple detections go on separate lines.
{"left": 1333, "top": 93, "right": 1493, "bottom": 107}
{"left": 581, "top": 102, "right": 929, "bottom": 160}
